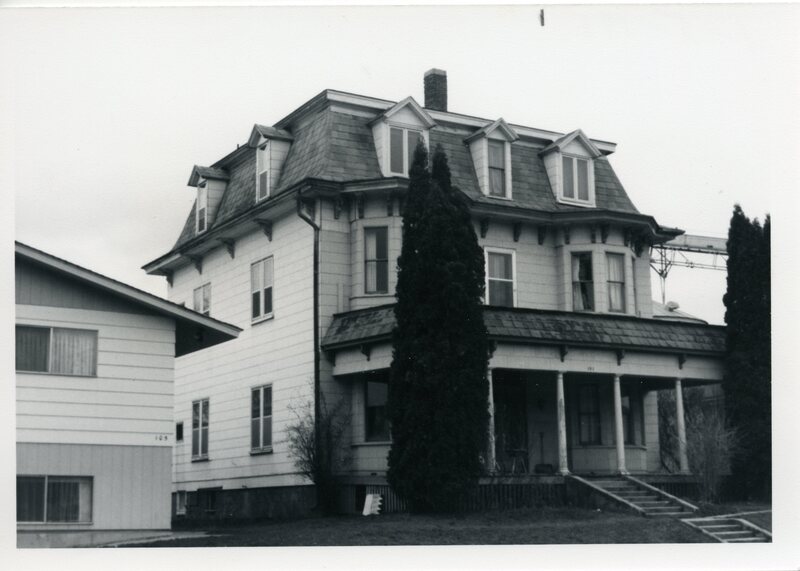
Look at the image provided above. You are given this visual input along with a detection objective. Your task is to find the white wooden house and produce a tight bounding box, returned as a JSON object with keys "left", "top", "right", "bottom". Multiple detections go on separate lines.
{"left": 144, "top": 70, "right": 726, "bottom": 518}
{"left": 15, "top": 243, "right": 240, "bottom": 546}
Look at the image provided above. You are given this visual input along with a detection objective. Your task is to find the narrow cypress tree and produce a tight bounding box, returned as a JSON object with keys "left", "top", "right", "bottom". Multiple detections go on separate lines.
{"left": 387, "top": 142, "right": 490, "bottom": 512}
{"left": 723, "top": 205, "right": 771, "bottom": 499}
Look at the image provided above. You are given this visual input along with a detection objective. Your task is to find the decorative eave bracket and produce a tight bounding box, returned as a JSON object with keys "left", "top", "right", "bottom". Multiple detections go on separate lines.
{"left": 480, "top": 218, "right": 490, "bottom": 239}
{"left": 512, "top": 222, "right": 522, "bottom": 243}
{"left": 559, "top": 344, "right": 569, "bottom": 362}
{"left": 188, "top": 255, "right": 203, "bottom": 275}
{"left": 256, "top": 219, "right": 273, "bottom": 242}
{"left": 220, "top": 238, "right": 236, "bottom": 259}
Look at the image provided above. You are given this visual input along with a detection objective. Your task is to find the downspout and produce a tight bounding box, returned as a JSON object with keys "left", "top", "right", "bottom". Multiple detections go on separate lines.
{"left": 296, "top": 190, "right": 322, "bottom": 503}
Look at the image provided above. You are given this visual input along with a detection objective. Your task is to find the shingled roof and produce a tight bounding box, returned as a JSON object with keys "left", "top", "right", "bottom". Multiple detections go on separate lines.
{"left": 170, "top": 99, "right": 640, "bottom": 250}
{"left": 321, "top": 305, "right": 726, "bottom": 356}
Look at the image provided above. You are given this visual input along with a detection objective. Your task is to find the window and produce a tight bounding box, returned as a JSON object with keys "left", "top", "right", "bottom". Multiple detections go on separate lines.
{"left": 571, "top": 253, "right": 594, "bottom": 311}
{"left": 488, "top": 140, "right": 507, "bottom": 197}
{"left": 389, "top": 126, "right": 423, "bottom": 176}
{"left": 631, "top": 257, "right": 639, "bottom": 315}
{"left": 365, "top": 378, "right": 390, "bottom": 442}
{"left": 196, "top": 181, "right": 208, "bottom": 233}
{"left": 251, "top": 385, "right": 273, "bottom": 452}
{"left": 176, "top": 491, "right": 187, "bottom": 516}
{"left": 257, "top": 142, "right": 270, "bottom": 200}
{"left": 193, "top": 283, "right": 211, "bottom": 316}
{"left": 16, "top": 326, "right": 97, "bottom": 376}
{"left": 561, "top": 155, "right": 591, "bottom": 202}
{"left": 577, "top": 384, "right": 601, "bottom": 445}
{"left": 17, "top": 476, "right": 93, "bottom": 523}
{"left": 607, "top": 253, "right": 626, "bottom": 313}
{"left": 176, "top": 422, "right": 184, "bottom": 442}
{"left": 251, "top": 257, "right": 274, "bottom": 321}
{"left": 364, "top": 227, "right": 389, "bottom": 294}
{"left": 621, "top": 393, "right": 633, "bottom": 445}
{"left": 192, "top": 399, "right": 209, "bottom": 460}
{"left": 621, "top": 385, "right": 642, "bottom": 445}
{"left": 486, "top": 251, "right": 515, "bottom": 307}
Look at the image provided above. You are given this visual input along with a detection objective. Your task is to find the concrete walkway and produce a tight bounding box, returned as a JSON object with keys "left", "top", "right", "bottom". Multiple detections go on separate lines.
{"left": 101, "top": 531, "right": 219, "bottom": 547}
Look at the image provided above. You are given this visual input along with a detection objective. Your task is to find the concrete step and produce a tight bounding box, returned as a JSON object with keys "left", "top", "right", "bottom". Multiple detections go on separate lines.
{"left": 726, "top": 537, "right": 769, "bottom": 543}
{"left": 634, "top": 501, "right": 671, "bottom": 507}
{"left": 646, "top": 511, "right": 685, "bottom": 518}
{"left": 696, "top": 524, "right": 741, "bottom": 531}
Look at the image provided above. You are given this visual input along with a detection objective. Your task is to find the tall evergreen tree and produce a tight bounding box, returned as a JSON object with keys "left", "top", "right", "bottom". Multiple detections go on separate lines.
{"left": 723, "top": 205, "right": 771, "bottom": 499}
{"left": 387, "top": 142, "right": 490, "bottom": 512}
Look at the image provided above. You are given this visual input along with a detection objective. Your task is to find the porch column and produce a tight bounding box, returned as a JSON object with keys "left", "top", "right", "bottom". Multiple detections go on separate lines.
{"left": 675, "top": 378, "right": 690, "bottom": 474}
{"left": 487, "top": 368, "right": 497, "bottom": 473}
{"left": 612, "top": 374, "right": 628, "bottom": 475}
{"left": 556, "top": 371, "right": 570, "bottom": 475}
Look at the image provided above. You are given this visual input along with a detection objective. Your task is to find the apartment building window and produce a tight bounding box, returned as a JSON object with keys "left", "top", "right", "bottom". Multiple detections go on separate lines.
{"left": 17, "top": 476, "right": 93, "bottom": 523}
{"left": 365, "top": 379, "right": 390, "bottom": 442}
{"left": 486, "top": 250, "right": 515, "bottom": 307}
{"left": 562, "top": 155, "right": 590, "bottom": 202}
{"left": 607, "top": 253, "right": 626, "bottom": 313}
{"left": 192, "top": 399, "right": 209, "bottom": 460}
{"left": 577, "top": 384, "right": 601, "bottom": 445}
{"left": 571, "top": 253, "right": 594, "bottom": 311}
{"left": 251, "top": 385, "right": 273, "bottom": 452}
{"left": 193, "top": 283, "right": 211, "bottom": 316}
{"left": 256, "top": 142, "right": 270, "bottom": 201}
{"left": 251, "top": 257, "right": 274, "bottom": 321}
{"left": 176, "top": 422, "right": 184, "bottom": 442}
{"left": 16, "top": 326, "right": 97, "bottom": 377}
{"left": 389, "top": 127, "right": 423, "bottom": 176}
{"left": 488, "top": 140, "right": 507, "bottom": 197}
{"left": 196, "top": 181, "right": 208, "bottom": 233}
{"left": 631, "top": 257, "right": 640, "bottom": 316}
{"left": 364, "top": 227, "right": 389, "bottom": 294}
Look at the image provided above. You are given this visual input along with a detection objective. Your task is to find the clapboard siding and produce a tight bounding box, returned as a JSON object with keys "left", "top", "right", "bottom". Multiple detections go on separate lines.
{"left": 16, "top": 259, "right": 152, "bottom": 315}
{"left": 17, "top": 443, "right": 171, "bottom": 530}
{"left": 167, "top": 213, "right": 315, "bottom": 490}
{"left": 16, "top": 304, "right": 176, "bottom": 448}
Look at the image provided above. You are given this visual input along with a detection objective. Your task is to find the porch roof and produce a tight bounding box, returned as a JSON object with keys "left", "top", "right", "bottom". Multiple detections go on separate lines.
{"left": 321, "top": 304, "right": 726, "bottom": 356}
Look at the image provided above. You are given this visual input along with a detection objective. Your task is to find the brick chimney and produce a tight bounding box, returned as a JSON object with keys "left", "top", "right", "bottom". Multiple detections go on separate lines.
{"left": 424, "top": 68, "right": 447, "bottom": 112}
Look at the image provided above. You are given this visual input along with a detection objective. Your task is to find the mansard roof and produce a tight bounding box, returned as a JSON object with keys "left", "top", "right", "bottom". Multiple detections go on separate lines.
{"left": 464, "top": 117, "right": 519, "bottom": 144}
{"left": 321, "top": 305, "right": 726, "bottom": 356}
{"left": 165, "top": 93, "right": 643, "bottom": 252}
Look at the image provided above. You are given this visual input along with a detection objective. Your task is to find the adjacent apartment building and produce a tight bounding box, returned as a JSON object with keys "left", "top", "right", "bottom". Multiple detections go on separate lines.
{"left": 143, "top": 70, "right": 726, "bottom": 519}
{"left": 15, "top": 243, "right": 240, "bottom": 546}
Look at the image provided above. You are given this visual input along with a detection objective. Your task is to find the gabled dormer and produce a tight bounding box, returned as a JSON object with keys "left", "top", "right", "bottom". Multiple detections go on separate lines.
{"left": 540, "top": 129, "right": 602, "bottom": 208}
{"left": 465, "top": 118, "right": 519, "bottom": 200}
{"left": 370, "top": 96, "right": 436, "bottom": 177}
{"left": 247, "top": 124, "right": 294, "bottom": 202}
{"left": 188, "top": 166, "right": 229, "bottom": 235}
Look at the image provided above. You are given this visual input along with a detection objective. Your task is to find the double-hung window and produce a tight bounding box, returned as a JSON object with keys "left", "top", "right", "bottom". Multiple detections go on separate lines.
{"left": 193, "top": 283, "right": 211, "bottom": 316}
{"left": 365, "top": 378, "right": 390, "bottom": 442}
{"left": 16, "top": 326, "right": 97, "bottom": 376}
{"left": 562, "top": 155, "right": 590, "bottom": 202}
{"left": 364, "top": 227, "right": 389, "bottom": 294}
{"left": 389, "top": 127, "right": 423, "bottom": 176}
{"left": 251, "top": 257, "right": 274, "bottom": 321}
{"left": 571, "top": 253, "right": 594, "bottom": 311}
{"left": 196, "top": 181, "right": 208, "bottom": 233}
{"left": 488, "top": 140, "right": 507, "bottom": 197}
{"left": 17, "top": 475, "right": 93, "bottom": 523}
{"left": 256, "top": 142, "right": 270, "bottom": 201}
{"left": 486, "top": 250, "right": 515, "bottom": 307}
{"left": 577, "top": 384, "right": 601, "bottom": 445}
{"left": 251, "top": 385, "right": 273, "bottom": 452}
{"left": 606, "top": 253, "right": 626, "bottom": 313}
{"left": 192, "top": 399, "right": 209, "bottom": 460}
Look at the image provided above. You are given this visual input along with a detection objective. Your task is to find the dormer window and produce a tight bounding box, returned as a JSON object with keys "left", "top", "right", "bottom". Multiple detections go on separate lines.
{"left": 540, "top": 129, "right": 600, "bottom": 207}
{"left": 465, "top": 118, "right": 517, "bottom": 200}
{"left": 562, "top": 155, "right": 590, "bottom": 203}
{"left": 389, "top": 127, "right": 423, "bottom": 176}
{"left": 196, "top": 181, "right": 208, "bottom": 234}
{"left": 257, "top": 142, "right": 270, "bottom": 201}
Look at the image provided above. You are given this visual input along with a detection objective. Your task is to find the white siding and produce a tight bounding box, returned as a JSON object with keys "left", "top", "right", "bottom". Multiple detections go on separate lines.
{"left": 270, "top": 139, "right": 291, "bottom": 189}
{"left": 16, "top": 305, "right": 175, "bottom": 448}
{"left": 167, "top": 213, "right": 315, "bottom": 491}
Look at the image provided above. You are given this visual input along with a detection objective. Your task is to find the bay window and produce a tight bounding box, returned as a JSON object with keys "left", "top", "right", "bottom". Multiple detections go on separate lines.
{"left": 364, "top": 227, "right": 389, "bottom": 294}
{"left": 606, "top": 253, "right": 626, "bottom": 313}
{"left": 365, "top": 378, "right": 390, "bottom": 442}
{"left": 571, "top": 253, "right": 594, "bottom": 311}
{"left": 192, "top": 399, "right": 209, "bottom": 460}
{"left": 16, "top": 326, "right": 97, "bottom": 377}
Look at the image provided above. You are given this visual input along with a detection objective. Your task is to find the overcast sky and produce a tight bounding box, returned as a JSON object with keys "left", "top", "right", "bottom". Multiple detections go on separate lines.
{"left": 4, "top": 4, "right": 797, "bottom": 325}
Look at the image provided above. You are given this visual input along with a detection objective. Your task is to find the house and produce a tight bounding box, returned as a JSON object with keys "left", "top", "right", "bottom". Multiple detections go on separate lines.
{"left": 143, "top": 69, "right": 726, "bottom": 519}
{"left": 15, "top": 242, "right": 240, "bottom": 547}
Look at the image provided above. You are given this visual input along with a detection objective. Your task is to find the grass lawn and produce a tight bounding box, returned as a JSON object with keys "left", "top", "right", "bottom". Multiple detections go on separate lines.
{"left": 137, "top": 507, "right": 712, "bottom": 547}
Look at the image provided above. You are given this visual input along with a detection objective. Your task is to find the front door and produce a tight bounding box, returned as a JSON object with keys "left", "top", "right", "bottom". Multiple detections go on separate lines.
{"left": 493, "top": 377, "right": 528, "bottom": 474}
